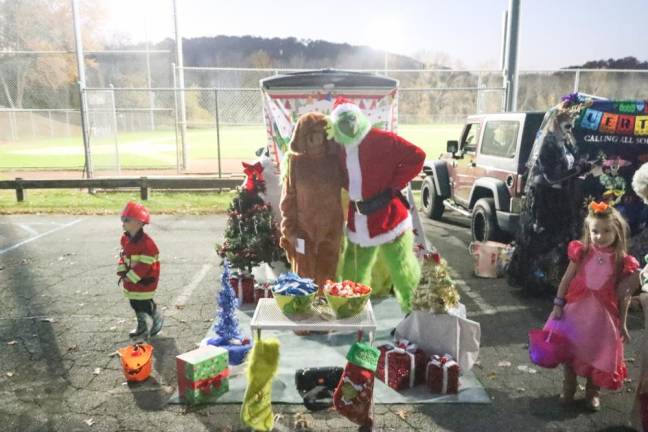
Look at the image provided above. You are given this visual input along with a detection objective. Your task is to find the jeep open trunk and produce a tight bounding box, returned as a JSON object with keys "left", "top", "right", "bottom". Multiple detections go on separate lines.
{"left": 420, "top": 112, "right": 544, "bottom": 242}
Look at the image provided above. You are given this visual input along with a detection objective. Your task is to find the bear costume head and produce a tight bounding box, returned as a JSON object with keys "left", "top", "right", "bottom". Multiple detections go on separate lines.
{"left": 289, "top": 111, "right": 333, "bottom": 157}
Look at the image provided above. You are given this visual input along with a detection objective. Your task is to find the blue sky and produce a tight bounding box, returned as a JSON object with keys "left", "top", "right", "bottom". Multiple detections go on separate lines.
{"left": 105, "top": 0, "right": 648, "bottom": 70}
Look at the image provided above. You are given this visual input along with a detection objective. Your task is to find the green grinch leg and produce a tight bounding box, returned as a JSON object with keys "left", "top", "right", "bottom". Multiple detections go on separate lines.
{"left": 370, "top": 252, "right": 392, "bottom": 297}
{"left": 335, "top": 235, "right": 347, "bottom": 280}
{"left": 341, "top": 238, "right": 378, "bottom": 285}
{"left": 339, "top": 235, "right": 392, "bottom": 297}
{"left": 378, "top": 231, "right": 420, "bottom": 312}
{"left": 240, "top": 338, "right": 280, "bottom": 432}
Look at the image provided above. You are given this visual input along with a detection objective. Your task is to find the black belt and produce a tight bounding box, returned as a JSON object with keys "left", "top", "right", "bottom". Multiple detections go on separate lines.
{"left": 352, "top": 189, "right": 410, "bottom": 215}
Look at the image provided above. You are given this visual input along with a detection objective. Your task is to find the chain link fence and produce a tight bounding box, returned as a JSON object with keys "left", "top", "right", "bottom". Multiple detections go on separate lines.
{"left": 1, "top": 0, "right": 648, "bottom": 176}
{"left": 2, "top": 66, "right": 648, "bottom": 175}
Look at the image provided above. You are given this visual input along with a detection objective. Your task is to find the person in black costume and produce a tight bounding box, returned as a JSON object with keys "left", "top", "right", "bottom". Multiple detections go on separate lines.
{"left": 509, "top": 108, "right": 591, "bottom": 294}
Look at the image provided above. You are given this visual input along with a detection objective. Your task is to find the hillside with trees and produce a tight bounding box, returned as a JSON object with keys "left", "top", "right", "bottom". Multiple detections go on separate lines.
{"left": 1, "top": 9, "right": 646, "bottom": 119}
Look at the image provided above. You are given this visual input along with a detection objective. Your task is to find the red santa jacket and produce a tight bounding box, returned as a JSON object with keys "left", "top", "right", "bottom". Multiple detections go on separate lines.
{"left": 117, "top": 229, "right": 160, "bottom": 300}
{"left": 339, "top": 128, "right": 425, "bottom": 247}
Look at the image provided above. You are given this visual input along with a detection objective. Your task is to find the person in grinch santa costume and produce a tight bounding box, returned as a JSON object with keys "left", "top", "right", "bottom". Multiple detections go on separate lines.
{"left": 329, "top": 97, "right": 425, "bottom": 312}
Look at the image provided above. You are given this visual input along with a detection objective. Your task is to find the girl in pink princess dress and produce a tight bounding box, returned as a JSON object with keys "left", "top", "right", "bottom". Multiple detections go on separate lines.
{"left": 545, "top": 201, "right": 639, "bottom": 411}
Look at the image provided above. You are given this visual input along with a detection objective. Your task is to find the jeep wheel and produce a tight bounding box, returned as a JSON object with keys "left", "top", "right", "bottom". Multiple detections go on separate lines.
{"left": 471, "top": 198, "right": 502, "bottom": 242}
{"left": 421, "top": 176, "right": 444, "bottom": 220}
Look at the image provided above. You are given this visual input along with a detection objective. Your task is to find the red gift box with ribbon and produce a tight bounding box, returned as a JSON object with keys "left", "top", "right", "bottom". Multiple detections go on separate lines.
{"left": 230, "top": 274, "right": 255, "bottom": 304}
{"left": 376, "top": 340, "right": 427, "bottom": 390}
{"left": 426, "top": 354, "right": 460, "bottom": 394}
{"left": 254, "top": 282, "right": 273, "bottom": 302}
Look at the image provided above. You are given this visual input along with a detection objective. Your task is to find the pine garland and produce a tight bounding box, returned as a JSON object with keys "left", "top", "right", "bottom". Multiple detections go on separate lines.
{"left": 411, "top": 252, "right": 460, "bottom": 313}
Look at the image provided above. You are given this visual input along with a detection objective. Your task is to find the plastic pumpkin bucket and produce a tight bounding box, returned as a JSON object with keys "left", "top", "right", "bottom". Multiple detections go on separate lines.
{"left": 118, "top": 343, "right": 154, "bottom": 382}
{"left": 528, "top": 327, "right": 570, "bottom": 369}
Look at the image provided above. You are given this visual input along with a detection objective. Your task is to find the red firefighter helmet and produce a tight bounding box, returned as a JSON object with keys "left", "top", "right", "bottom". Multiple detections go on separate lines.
{"left": 121, "top": 201, "right": 150, "bottom": 224}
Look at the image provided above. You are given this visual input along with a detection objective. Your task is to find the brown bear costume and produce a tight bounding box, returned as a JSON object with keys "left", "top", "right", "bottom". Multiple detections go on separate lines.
{"left": 279, "top": 112, "right": 344, "bottom": 288}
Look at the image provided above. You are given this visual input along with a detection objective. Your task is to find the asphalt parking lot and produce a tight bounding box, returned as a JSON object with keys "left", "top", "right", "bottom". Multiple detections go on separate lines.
{"left": 0, "top": 213, "right": 644, "bottom": 431}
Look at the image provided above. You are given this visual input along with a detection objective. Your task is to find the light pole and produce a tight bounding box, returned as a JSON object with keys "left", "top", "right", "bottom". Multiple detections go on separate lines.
{"left": 71, "top": 0, "right": 92, "bottom": 179}
{"left": 384, "top": 50, "right": 389, "bottom": 76}
{"left": 503, "top": 0, "right": 521, "bottom": 112}
{"left": 173, "top": 0, "right": 188, "bottom": 170}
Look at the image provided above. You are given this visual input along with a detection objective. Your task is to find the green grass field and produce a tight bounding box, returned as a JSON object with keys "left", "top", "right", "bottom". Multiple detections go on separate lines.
{"left": 0, "top": 189, "right": 233, "bottom": 214}
{"left": 0, "top": 124, "right": 461, "bottom": 171}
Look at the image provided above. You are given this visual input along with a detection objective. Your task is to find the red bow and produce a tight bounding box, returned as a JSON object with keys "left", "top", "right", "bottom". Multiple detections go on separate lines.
{"left": 242, "top": 162, "right": 264, "bottom": 192}
{"left": 192, "top": 369, "right": 230, "bottom": 394}
{"left": 394, "top": 339, "right": 417, "bottom": 352}
{"left": 431, "top": 354, "right": 453, "bottom": 365}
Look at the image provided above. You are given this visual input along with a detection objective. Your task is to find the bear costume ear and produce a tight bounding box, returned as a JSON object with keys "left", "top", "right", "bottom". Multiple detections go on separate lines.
{"left": 289, "top": 112, "right": 327, "bottom": 154}
{"left": 289, "top": 115, "right": 308, "bottom": 154}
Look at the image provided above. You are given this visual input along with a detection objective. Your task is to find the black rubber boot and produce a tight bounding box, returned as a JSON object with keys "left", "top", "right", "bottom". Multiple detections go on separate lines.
{"left": 129, "top": 312, "right": 151, "bottom": 339}
{"left": 150, "top": 307, "right": 164, "bottom": 337}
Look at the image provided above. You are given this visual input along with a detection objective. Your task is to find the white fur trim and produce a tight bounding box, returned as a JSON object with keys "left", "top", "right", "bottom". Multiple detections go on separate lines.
{"left": 632, "top": 162, "right": 648, "bottom": 203}
{"left": 348, "top": 213, "right": 413, "bottom": 247}
{"left": 331, "top": 103, "right": 360, "bottom": 121}
{"left": 345, "top": 144, "right": 363, "bottom": 200}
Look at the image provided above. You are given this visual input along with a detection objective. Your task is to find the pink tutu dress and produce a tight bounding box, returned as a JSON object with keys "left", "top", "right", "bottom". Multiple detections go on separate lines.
{"left": 544, "top": 240, "right": 639, "bottom": 390}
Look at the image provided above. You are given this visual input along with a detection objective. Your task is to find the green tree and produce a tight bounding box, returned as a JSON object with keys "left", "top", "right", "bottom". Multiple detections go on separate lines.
{"left": 0, "top": 0, "right": 103, "bottom": 108}
{"left": 216, "top": 181, "right": 284, "bottom": 274}
{"left": 246, "top": 50, "right": 273, "bottom": 69}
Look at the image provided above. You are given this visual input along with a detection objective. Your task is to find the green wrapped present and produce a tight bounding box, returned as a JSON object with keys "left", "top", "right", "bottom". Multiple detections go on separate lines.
{"left": 176, "top": 345, "right": 229, "bottom": 404}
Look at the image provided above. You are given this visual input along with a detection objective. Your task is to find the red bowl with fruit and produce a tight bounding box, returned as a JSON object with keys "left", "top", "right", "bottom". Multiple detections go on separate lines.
{"left": 323, "top": 280, "right": 372, "bottom": 319}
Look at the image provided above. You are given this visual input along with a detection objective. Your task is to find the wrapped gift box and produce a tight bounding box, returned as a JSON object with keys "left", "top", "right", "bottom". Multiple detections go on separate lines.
{"left": 254, "top": 282, "right": 273, "bottom": 302}
{"left": 394, "top": 310, "right": 480, "bottom": 372}
{"left": 176, "top": 345, "right": 230, "bottom": 405}
{"left": 426, "top": 354, "right": 459, "bottom": 394}
{"left": 376, "top": 340, "right": 427, "bottom": 390}
{"left": 231, "top": 274, "right": 255, "bottom": 304}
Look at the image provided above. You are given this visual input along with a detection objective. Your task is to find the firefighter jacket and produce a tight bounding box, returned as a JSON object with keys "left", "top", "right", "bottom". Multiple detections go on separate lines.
{"left": 117, "top": 229, "right": 160, "bottom": 300}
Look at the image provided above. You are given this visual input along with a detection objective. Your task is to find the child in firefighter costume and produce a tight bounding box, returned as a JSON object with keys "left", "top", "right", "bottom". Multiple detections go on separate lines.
{"left": 117, "top": 201, "right": 163, "bottom": 339}
{"left": 329, "top": 97, "right": 425, "bottom": 312}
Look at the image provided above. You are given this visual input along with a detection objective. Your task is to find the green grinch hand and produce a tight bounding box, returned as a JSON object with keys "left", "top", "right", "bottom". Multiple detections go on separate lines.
{"left": 325, "top": 117, "right": 335, "bottom": 140}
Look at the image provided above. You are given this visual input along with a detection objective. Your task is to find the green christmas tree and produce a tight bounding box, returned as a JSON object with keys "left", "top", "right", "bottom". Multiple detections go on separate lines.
{"left": 216, "top": 169, "right": 283, "bottom": 274}
{"left": 411, "top": 251, "right": 460, "bottom": 313}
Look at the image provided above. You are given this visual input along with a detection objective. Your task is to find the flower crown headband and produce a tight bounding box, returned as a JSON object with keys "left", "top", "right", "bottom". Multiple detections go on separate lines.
{"left": 588, "top": 201, "right": 612, "bottom": 216}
